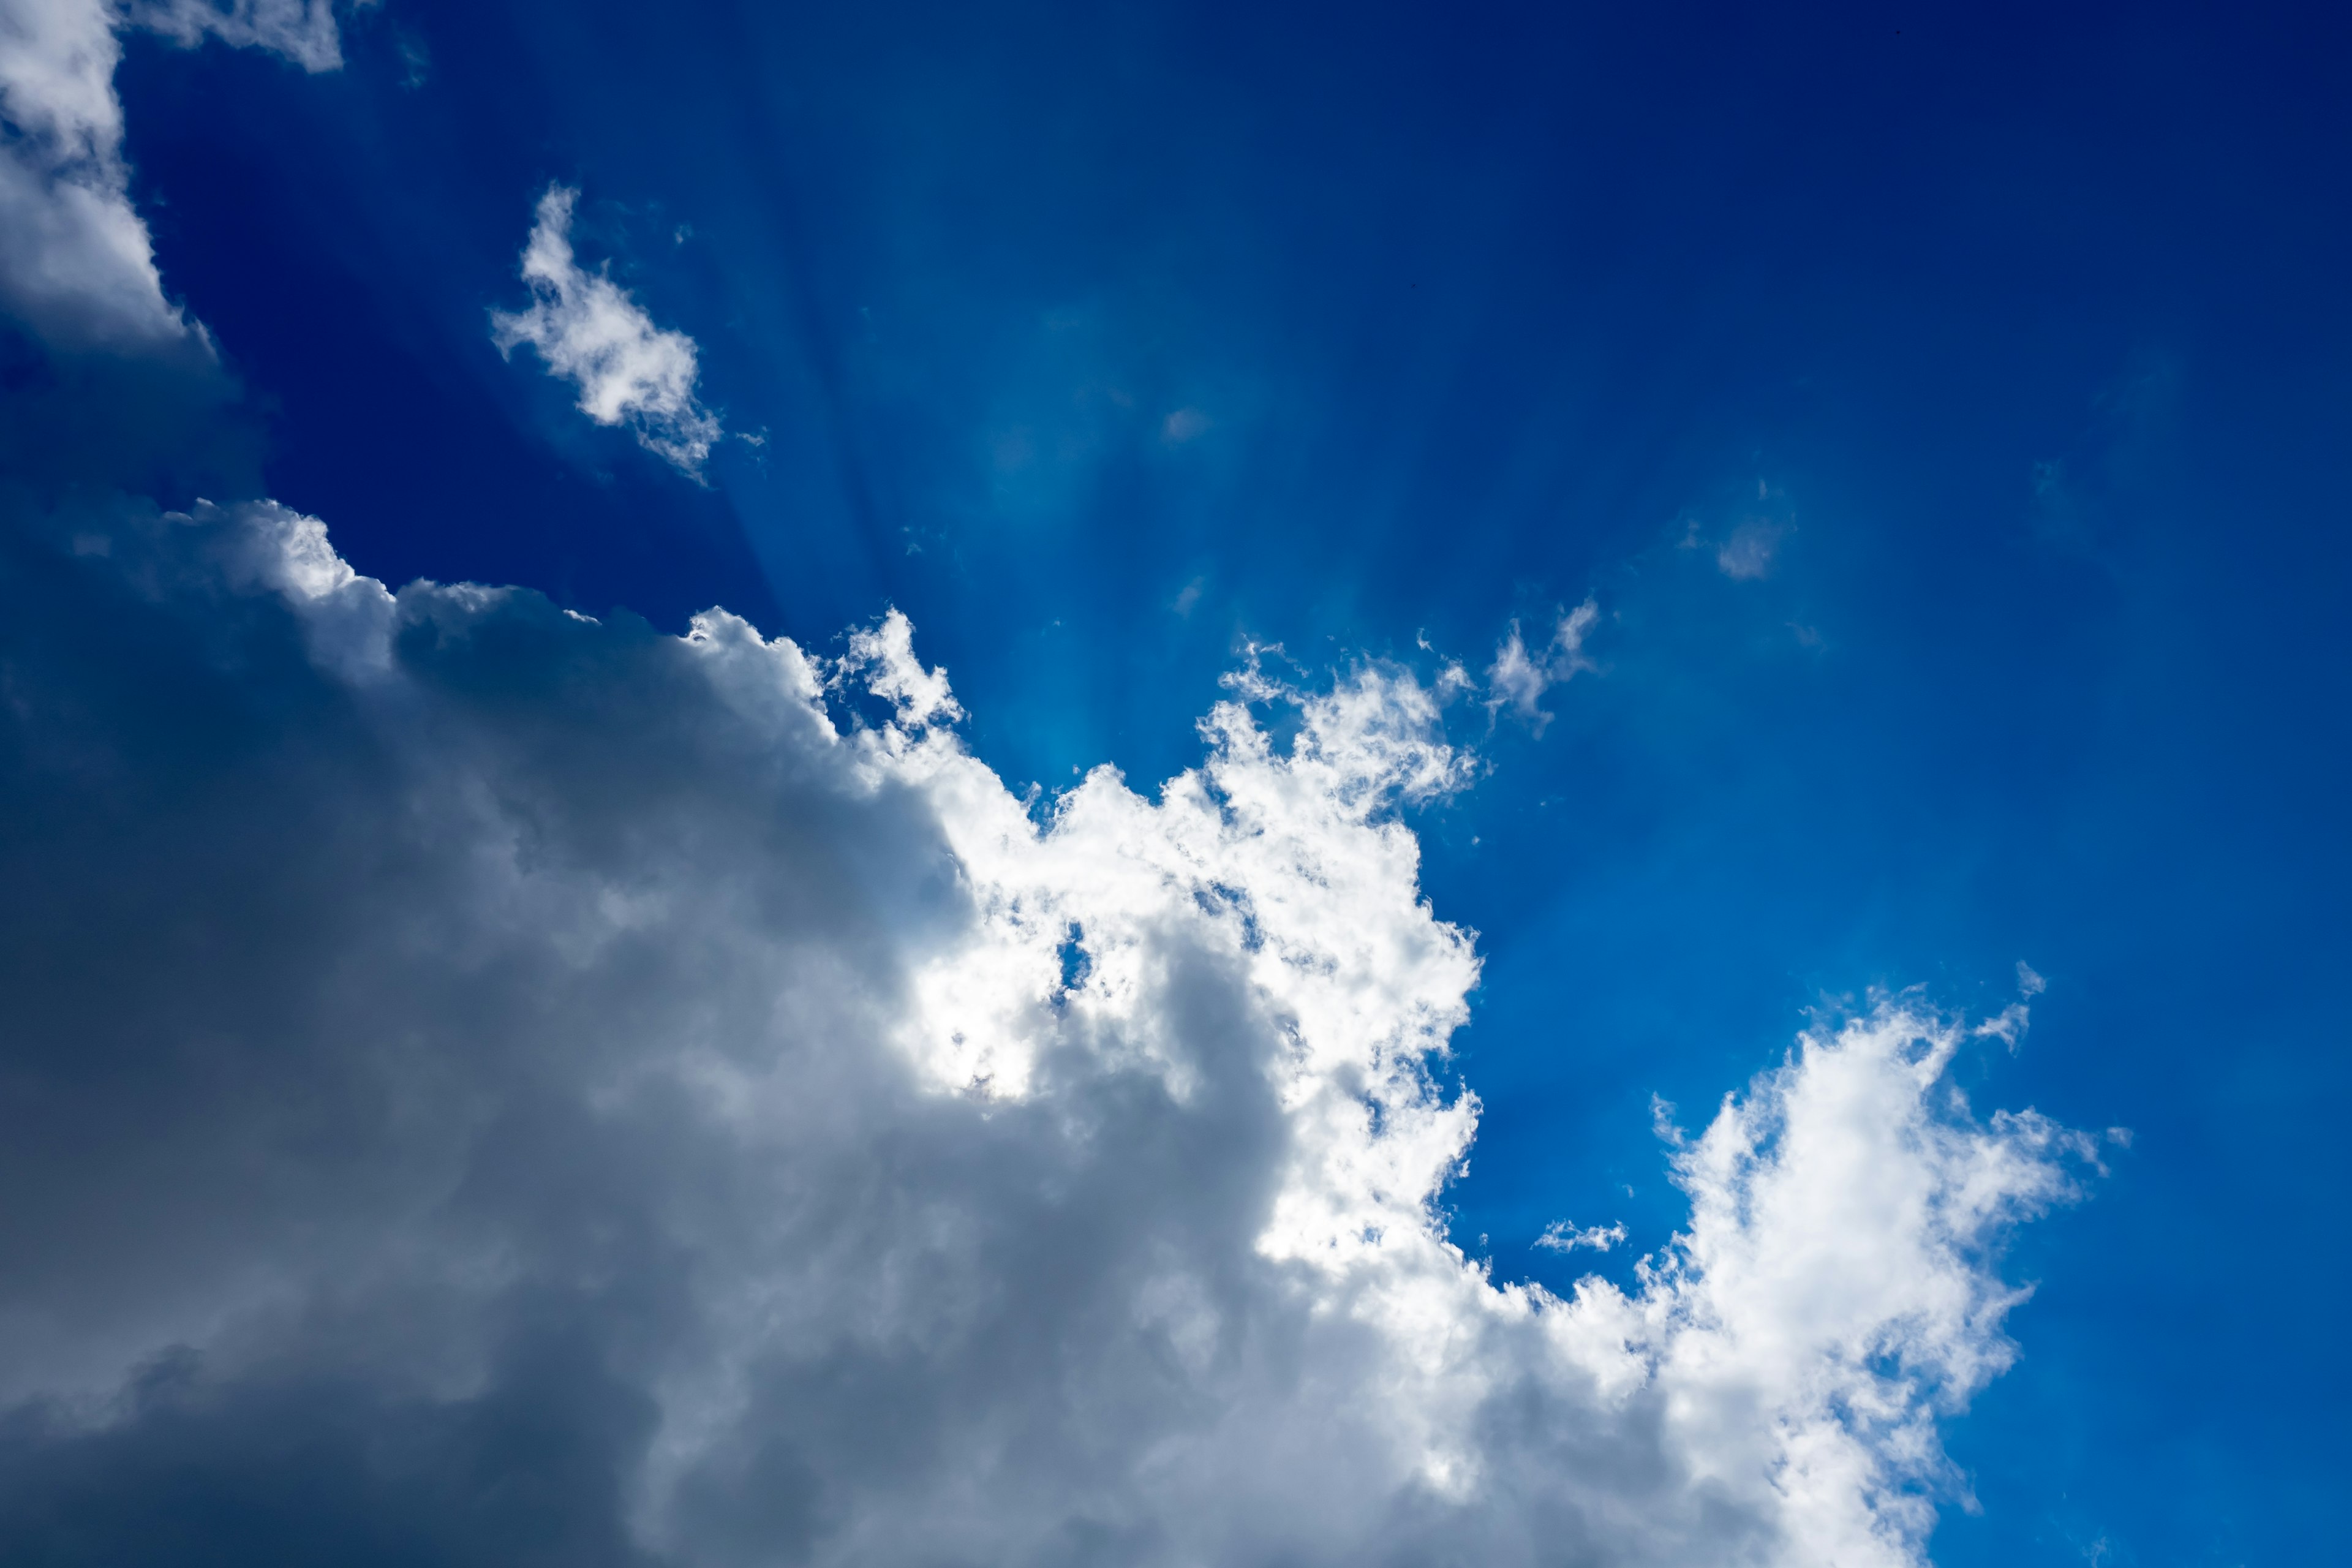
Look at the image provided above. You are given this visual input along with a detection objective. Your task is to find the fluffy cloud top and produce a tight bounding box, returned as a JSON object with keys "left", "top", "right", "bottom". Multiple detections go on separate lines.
{"left": 0, "top": 0, "right": 341, "bottom": 349}
{"left": 491, "top": 184, "right": 724, "bottom": 475}
{"left": 0, "top": 490, "right": 2098, "bottom": 1566}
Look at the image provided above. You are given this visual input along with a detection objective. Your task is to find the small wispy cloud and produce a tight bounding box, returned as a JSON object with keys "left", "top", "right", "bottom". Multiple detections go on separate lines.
{"left": 130, "top": 0, "right": 344, "bottom": 70}
{"left": 491, "top": 184, "right": 722, "bottom": 476}
{"left": 1486, "top": 599, "right": 1597, "bottom": 734}
{"left": 1534, "top": 1219, "right": 1627, "bottom": 1254}
{"left": 1973, "top": 960, "right": 2051, "bottom": 1050}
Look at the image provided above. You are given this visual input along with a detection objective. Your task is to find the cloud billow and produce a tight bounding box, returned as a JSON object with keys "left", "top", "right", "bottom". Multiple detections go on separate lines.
{"left": 0, "top": 490, "right": 2099, "bottom": 1567}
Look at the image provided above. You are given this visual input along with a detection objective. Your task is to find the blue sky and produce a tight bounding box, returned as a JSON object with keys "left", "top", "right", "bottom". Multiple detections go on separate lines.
{"left": 2, "top": 1, "right": 2346, "bottom": 1562}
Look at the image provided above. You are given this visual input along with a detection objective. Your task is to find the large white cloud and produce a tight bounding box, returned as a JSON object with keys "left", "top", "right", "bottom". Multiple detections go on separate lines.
{"left": 0, "top": 0, "right": 342, "bottom": 350}
{"left": 491, "top": 183, "right": 725, "bottom": 475}
{"left": 0, "top": 491, "right": 2101, "bottom": 1566}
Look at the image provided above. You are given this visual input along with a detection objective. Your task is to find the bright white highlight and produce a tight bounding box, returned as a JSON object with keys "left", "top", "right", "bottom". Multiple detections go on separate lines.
{"left": 491, "top": 184, "right": 723, "bottom": 474}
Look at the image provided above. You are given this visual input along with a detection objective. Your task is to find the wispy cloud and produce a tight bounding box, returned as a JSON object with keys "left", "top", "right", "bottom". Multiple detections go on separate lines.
{"left": 1486, "top": 598, "right": 1598, "bottom": 733}
{"left": 127, "top": 0, "right": 343, "bottom": 70}
{"left": 1534, "top": 1219, "right": 1627, "bottom": 1253}
{"left": 491, "top": 184, "right": 722, "bottom": 475}
{"left": 1973, "top": 959, "right": 2050, "bottom": 1050}
{"left": 1716, "top": 519, "right": 1786, "bottom": 580}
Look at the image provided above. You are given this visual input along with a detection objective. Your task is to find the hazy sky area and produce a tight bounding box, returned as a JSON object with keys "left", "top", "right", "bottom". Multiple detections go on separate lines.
{"left": 0, "top": 2, "right": 2345, "bottom": 1564}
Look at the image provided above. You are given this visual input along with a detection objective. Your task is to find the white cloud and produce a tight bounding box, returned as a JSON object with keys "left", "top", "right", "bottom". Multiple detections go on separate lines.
{"left": 0, "top": 0, "right": 342, "bottom": 350}
{"left": 1649, "top": 1004, "right": 2101, "bottom": 1556}
{"left": 833, "top": 603, "right": 962, "bottom": 731}
{"left": 126, "top": 0, "right": 342, "bottom": 69}
{"left": 1534, "top": 1219, "right": 1627, "bottom": 1253}
{"left": 491, "top": 184, "right": 723, "bottom": 475}
{"left": 0, "top": 493, "right": 2103, "bottom": 1566}
{"left": 1486, "top": 598, "right": 1598, "bottom": 733}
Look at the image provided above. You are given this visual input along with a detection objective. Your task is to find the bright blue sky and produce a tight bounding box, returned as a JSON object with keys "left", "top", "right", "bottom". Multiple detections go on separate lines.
{"left": 47, "top": 1, "right": 2352, "bottom": 1559}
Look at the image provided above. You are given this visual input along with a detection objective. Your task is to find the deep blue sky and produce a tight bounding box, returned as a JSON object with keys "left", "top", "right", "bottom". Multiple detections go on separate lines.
{"left": 114, "top": 2, "right": 2349, "bottom": 1560}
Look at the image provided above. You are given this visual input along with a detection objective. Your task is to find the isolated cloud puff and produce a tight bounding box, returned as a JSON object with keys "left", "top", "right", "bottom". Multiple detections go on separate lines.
{"left": 492, "top": 184, "right": 723, "bottom": 474}
{"left": 0, "top": 491, "right": 2099, "bottom": 1567}
{"left": 1487, "top": 598, "right": 1598, "bottom": 733}
{"left": 0, "top": 0, "right": 341, "bottom": 349}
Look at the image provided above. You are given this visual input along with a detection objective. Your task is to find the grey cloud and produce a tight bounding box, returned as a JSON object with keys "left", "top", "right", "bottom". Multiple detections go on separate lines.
{"left": 0, "top": 489, "right": 2100, "bottom": 1567}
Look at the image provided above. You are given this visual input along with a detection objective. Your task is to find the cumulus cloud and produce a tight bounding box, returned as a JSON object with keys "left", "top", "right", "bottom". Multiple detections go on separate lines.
{"left": 1487, "top": 598, "right": 1598, "bottom": 733}
{"left": 0, "top": 490, "right": 2100, "bottom": 1566}
{"left": 491, "top": 184, "right": 723, "bottom": 475}
{"left": 0, "top": 0, "right": 341, "bottom": 349}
